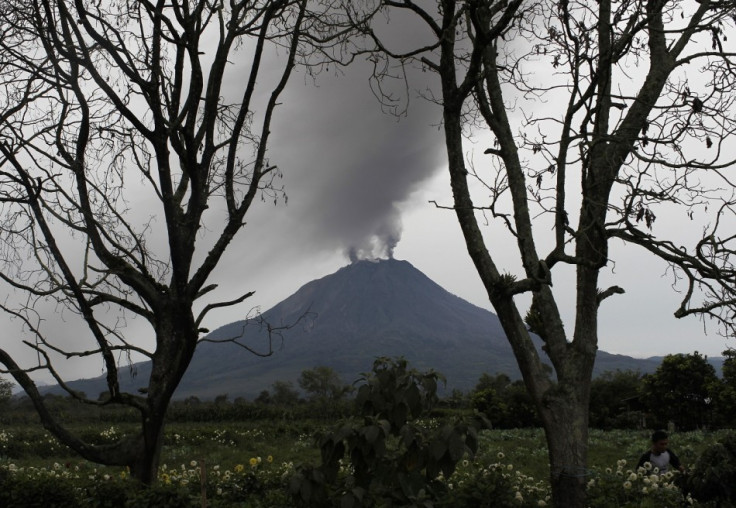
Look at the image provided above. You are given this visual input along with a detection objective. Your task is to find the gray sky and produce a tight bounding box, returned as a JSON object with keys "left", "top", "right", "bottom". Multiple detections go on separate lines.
{"left": 2, "top": 10, "right": 731, "bottom": 386}
{"left": 202, "top": 57, "right": 729, "bottom": 365}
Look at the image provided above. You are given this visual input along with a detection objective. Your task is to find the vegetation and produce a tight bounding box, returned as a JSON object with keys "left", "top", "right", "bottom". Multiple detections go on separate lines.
{"left": 2, "top": 357, "right": 736, "bottom": 506}
{"left": 292, "top": 357, "right": 488, "bottom": 507}
{"left": 0, "top": 377, "right": 11, "bottom": 407}
{"left": 686, "top": 432, "right": 736, "bottom": 506}
{"left": 641, "top": 352, "right": 722, "bottom": 430}
{"left": 1, "top": 420, "right": 733, "bottom": 507}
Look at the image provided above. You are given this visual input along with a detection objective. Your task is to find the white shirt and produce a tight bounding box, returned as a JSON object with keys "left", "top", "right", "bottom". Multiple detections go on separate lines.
{"left": 650, "top": 451, "right": 671, "bottom": 472}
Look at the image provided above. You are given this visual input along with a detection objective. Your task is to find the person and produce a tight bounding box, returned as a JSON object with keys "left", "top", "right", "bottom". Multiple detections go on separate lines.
{"left": 637, "top": 430, "right": 685, "bottom": 473}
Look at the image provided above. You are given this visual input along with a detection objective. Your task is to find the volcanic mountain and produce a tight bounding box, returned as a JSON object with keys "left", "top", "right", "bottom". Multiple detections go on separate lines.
{"left": 51, "top": 258, "right": 664, "bottom": 399}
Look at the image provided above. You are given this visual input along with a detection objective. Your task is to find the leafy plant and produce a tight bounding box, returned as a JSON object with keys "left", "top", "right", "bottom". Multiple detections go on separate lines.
{"left": 0, "top": 471, "right": 79, "bottom": 507}
{"left": 687, "top": 432, "right": 736, "bottom": 506}
{"left": 290, "top": 357, "right": 489, "bottom": 507}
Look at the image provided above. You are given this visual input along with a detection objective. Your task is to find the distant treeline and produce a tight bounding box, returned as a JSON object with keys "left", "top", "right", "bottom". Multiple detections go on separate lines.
{"left": 2, "top": 351, "right": 734, "bottom": 430}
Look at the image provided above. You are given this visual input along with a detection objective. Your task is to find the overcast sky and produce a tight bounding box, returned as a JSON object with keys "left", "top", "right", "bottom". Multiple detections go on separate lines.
{"left": 203, "top": 55, "right": 730, "bottom": 364}
{"left": 2, "top": 8, "right": 731, "bottom": 386}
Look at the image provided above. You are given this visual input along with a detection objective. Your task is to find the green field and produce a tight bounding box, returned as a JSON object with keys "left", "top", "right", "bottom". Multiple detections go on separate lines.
{"left": 1, "top": 419, "right": 732, "bottom": 507}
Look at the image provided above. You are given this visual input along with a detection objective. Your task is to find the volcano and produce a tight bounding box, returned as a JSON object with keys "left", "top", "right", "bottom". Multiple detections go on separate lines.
{"left": 50, "top": 258, "right": 664, "bottom": 399}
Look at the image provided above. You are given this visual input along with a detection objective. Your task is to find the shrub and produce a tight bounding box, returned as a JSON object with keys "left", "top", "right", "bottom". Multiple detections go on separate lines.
{"left": 0, "top": 471, "right": 79, "bottom": 507}
{"left": 687, "top": 432, "right": 736, "bottom": 506}
{"left": 290, "top": 357, "right": 489, "bottom": 507}
{"left": 585, "top": 459, "right": 689, "bottom": 508}
{"left": 435, "top": 462, "right": 528, "bottom": 507}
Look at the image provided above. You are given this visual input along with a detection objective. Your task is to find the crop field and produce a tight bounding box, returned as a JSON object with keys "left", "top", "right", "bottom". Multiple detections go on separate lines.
{"left": 0, "top": 419, "right": 732, "bottom": 507}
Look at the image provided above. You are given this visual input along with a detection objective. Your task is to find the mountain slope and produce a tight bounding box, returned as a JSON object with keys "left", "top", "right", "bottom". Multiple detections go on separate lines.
{"left": 49, "top": 259, "right": 674, "bottom": 399}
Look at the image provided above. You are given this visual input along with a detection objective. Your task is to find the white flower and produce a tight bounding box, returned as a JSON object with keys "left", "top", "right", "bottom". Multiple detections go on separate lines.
{"left": 190, "top": 460, "right": 197, "bottom": 467}
{"left": 623, "top": 481, "right": 632, "bottom": 490}
{"left": 537, "top": 501, "right": 547, "bottom": 507}
{"left": 497, "top": 452, "right": 505, "bottom": 459}
{"left": 629, "top": 472, "right": 638, "bottom": 481}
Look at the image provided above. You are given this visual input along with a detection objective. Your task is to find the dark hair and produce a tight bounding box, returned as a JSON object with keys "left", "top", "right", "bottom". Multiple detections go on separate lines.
{"left": 652, "top": 430, "right": 668, "bottom": 442}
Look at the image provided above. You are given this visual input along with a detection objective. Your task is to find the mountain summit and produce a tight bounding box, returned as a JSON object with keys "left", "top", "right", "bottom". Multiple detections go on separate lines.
{"left": 49, "top": 258, "right": 662, "bottom": 399}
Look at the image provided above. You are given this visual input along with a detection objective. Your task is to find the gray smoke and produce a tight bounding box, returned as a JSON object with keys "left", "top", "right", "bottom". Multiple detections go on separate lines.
{"left": 346, "top": 217, "right": 402, "bottom": 262}
{"left": 267, "top": 59, "right": 446, "bottom": 264}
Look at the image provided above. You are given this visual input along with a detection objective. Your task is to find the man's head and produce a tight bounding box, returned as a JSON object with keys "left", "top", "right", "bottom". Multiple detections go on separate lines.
{"left": 651, "top": 430, "right": 669, "bottom": 454}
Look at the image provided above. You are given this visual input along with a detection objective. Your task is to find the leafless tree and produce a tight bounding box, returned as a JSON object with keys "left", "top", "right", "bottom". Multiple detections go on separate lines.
{"left": 350, "top": 0, "right": 736, "bottom": 505}
{"left": 0, "top": 0, "right": 354, "bottom": 484}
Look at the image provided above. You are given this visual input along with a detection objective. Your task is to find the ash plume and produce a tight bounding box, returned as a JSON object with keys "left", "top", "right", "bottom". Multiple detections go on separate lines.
{"left": 267, "top": 60, "right": 445, "bottom": 265}
{"left": 346, "top": 221, "right": 402, "bottom": 263}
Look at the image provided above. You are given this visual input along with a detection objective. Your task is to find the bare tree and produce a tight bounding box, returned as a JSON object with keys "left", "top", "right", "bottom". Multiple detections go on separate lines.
{"left": 350, "top": 0, "right": 736, "bottom": 505}
{"left": 0, "top": 0, "right": 353, "bottom": 484}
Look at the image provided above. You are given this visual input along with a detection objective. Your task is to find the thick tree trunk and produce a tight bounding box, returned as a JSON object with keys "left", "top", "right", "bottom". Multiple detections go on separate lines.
{"left": 125, "top": 315, "right": 197, "bottom": 485}
{"left": 128, "top": 414, "right": 166, "bottom": 485}
{"left": 542, "top": 395, "right": 590, "bottom": 508}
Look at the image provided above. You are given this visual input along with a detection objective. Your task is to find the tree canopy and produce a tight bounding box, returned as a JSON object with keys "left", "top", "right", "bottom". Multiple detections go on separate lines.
{"left": 642, "top": 352, "right": 720, "bottom": 429}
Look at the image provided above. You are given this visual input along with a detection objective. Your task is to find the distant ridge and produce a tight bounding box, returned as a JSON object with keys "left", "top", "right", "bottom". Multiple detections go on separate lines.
{"left": 47, "top": 259, "right": 713, "bottom": 399}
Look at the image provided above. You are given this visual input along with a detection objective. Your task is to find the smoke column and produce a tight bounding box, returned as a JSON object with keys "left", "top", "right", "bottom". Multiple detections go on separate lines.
{"left": 268, "top": 59, "right": 445, "bottom": 264}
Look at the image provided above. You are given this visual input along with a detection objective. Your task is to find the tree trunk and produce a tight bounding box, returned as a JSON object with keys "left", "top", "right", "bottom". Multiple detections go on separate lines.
{"left": 542, "top": 395, "right": 590, "bottom": 508}
{"left": 127, "top": 312, "right": 196, "bottom": 485}
{"left": 128, "top": 414, "right": 166, "bottom": 485}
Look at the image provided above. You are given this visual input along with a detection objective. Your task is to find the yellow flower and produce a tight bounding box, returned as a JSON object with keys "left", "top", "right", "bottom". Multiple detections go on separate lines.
{"left": 267, "top": 455, "right": 274, "bottom": 463}
{"left": 249, "top": 457, "right": 258, "bottom": 467}
{"left": 161, "top": 473, "right": 171, "bottom": 484}
{"left": 234, "top": 464, "right": 244, "bottom": 473}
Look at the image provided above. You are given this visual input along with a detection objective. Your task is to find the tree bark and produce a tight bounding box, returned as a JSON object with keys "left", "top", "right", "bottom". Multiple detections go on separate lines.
{"left": 129, "top": 414, "right": 166, "bottom": 485}
{"left": 542, "top": 396, "right": 590, "bottom": 508}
